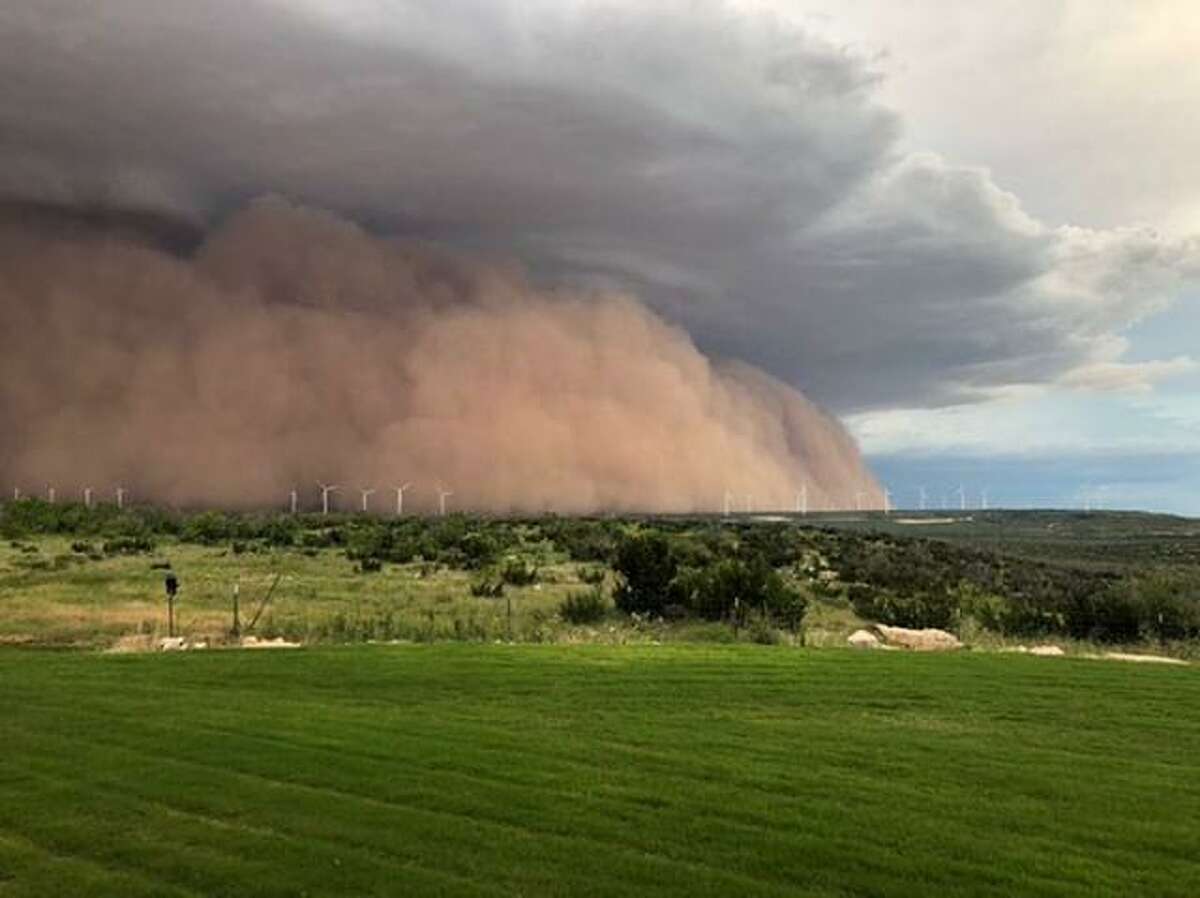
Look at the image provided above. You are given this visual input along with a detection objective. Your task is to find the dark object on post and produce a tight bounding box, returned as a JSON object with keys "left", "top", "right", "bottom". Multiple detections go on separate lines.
{"left": 164, "top": 571, "right": 179, "bottom": 637}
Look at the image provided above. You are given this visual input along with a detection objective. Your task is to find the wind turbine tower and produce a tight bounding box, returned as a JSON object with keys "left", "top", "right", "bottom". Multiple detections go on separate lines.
{"left": 46, "top": 486, "right": 55, "bottom": 505}
{"left": 289, "top": 489, "right": 298, "bottom": 515}
{"left": 918, "top": 485, "right": 927, "bottom": 511}
{"left": 795, "top": 483, "right": 808, "bottom": 516}
{"left": 317, "top": 482, "right": 339, "bottom": 516}
{"left": 82, "top": 487, "right": 93, "bottom": 508}
{"left": 956, "top": 484, "right": 966, "bottom": 511}
{"left": 395, "top": 483, "right": 413, "bottom": 516}
{"left": 115, "top": 486, "right": 126, "bottom": 510}
{"left": 980, "top": 488, "right": 989, "bottom": 511}
{"left": 359, "top": 487, "right": 376, "bottom": 514}
{"left": 883, "top": 487, "right": 892, "bottom": 515}
{"left": 437, "top": 486, "right": 453, "bottom": 517}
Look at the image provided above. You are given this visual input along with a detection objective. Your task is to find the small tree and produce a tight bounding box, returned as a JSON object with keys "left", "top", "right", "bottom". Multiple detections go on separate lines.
{"left": 613, "top": 533, "right": 677, "bottom": 616}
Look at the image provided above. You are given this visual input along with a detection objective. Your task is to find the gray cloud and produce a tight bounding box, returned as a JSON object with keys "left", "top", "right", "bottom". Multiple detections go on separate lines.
{"left": 1, "top": 0, "right": 1197, "bottom": 415}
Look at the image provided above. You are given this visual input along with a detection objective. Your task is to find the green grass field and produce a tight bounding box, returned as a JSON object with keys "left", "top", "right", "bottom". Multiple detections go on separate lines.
{"left": 2, "top": 645, "right": 1197, "bottom": 896}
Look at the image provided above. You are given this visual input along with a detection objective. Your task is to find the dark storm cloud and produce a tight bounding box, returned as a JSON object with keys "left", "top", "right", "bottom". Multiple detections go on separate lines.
{"left": 1, "top": 0, "right": 1196, "bottom": 412}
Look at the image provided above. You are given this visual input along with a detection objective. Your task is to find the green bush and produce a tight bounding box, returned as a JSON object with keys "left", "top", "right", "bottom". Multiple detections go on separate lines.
{"left": 560, "top": 587, "right": 609, "bottom": 624}
{"left": 470, "top": 574, "right": 505, "bottom": 598}
{"left": 500, "top": 558, "right": 538, "bottom": 586}
{"left": 698, "top": 556, "right": 807, "bottom": 629}
{"left": 576, "top": 565, "right": 607, "bottom": 585}
{"left": 613, "top": 533, "right": 677, "bottom": 616}
{"left": 848, "top": 584, "right": 958, "bottom": 631}
{"left": 665, "top": 554, "right": 807, "bottom": 630}
{"left": 102, "top": 535, "right": 156, "bottom": 555}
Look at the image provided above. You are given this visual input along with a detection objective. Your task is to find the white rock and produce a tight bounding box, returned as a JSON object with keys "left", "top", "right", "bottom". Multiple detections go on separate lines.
{"left": 847, "top": 629, "right": 882, "bottom": 649}
{"left": 873, "top": 625, "right": 962, "bottom": 652}
{"left": 1029, "top": 645, "right": 1064, "bottom": 656}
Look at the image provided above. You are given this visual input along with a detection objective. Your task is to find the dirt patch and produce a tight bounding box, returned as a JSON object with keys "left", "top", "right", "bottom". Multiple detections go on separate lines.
{"left": 240, "top": 635, "right": 301, "bottom": 649}
{"left": 1098, "top": 652, "right": 1188, "bottom": 666}
{"left": 1029, "top": 645, "right": 1065, "bottom": 657}
{"left": 106, "top": 634, "right": 156, "bottom": 653}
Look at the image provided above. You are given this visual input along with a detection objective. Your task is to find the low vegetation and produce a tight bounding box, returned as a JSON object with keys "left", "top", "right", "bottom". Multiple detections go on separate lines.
{"left": 2, "top": 498, "right": 1199, "bottom": 654}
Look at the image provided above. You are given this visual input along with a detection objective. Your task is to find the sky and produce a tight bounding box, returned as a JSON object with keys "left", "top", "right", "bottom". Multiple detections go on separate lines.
{"left": 1, "top": 1, "right": 1198, "bottom": 512}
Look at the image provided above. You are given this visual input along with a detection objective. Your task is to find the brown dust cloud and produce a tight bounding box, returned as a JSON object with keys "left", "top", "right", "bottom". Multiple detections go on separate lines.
{"left": 0, "top": 198, "right": 882, "bottom": 513}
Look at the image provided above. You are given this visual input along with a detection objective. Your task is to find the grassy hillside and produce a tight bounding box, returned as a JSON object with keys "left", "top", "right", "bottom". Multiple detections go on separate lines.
{"left": 1, "top": 645, "right": 1198, "bottom": 896}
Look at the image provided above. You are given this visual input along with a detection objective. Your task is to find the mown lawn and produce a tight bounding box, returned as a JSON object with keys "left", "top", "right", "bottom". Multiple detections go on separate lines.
{"left": 0, "top": 646, "right": 1197, "bottom": 897}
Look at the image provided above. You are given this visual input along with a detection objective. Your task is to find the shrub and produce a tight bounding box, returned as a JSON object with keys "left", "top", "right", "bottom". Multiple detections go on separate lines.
{"left": 712, "top": 557, "right": 798, "bottom": 623}
{"left": 1126, "top": 573, "right": 1200, "bottom": 640}
{"left": 560, "top": 587, "right": 609, "bottom": 624}
{"left": 179, "top": 511, "right": 234, "bottom": 545}
{"left": 848, "top": 585, "right": 958, "bottom": 631}
{"left": 576, "top": 565, "right": 607, "bottom": 585}
{"left": 669, "top": 554, "right": 807, "bottom": 630}
{"left": 358, "top": 557, "right": 383, "bottom": 574}
{"left": 470, "top": 574, "right": 505, "bottom": 598}
{"left": 459, "top": 531, "right": 500, "bottom": 570}
{"left": 613, "top": 533, "right": 677, "bottom": 616}
{"left": 745, "top": 611, "right": 783, "bottom": 645}
{"left": 500, "top": 558, "right": 539, "bottom": 586}
{"left": 102, "top": 535, "right": 156, "bottom": 555}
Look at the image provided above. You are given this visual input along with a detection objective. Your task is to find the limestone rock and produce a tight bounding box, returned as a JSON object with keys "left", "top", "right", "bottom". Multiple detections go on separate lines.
{"left": 872, "top": 624, "right": 962, "bottom": 652}
{"left": 847, "top": 629, "right": 882, "bottom": 649}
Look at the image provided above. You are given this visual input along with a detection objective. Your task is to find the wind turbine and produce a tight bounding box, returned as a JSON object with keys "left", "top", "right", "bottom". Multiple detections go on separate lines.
{"left": 359, "top": 487, "right": 376, "bottom": 514}
{"left": 723, "top": 489, "right": 733, "bottom": 516}
{"left": 437, "top": 485, "right": 453, "bottom": 517}
{"left": 855, "top": 490, "right": 865, "bottom": 512}
{"left": 394, "top": 483, "right": 413, "bottom": 516}
{"left": 317, "top": 482, "right": 339, "bottom": 516}
{"left": 918, "top": 485, "right": 927, "bottom": 511}
{"left": 82, "top": 487, "right": 93, "bottom": 508}
{"left": 11, "top": 487, "right": 19, "bottom": 501}
{"left": 956, "top": 484, "right": 966, "bottom": 511}
{"left": 883, "top": 487, "right": 892, "bottom": 515}
{"left": 744, "top": 493, "right": 754, "bottom": 514}
{"left": 46, "top": 486, "right": 55, "bottom": 505}
{"left": 115, "top": 486, "right": 126, "bottom": 510}
{"left": 795, "top": 483, "right": 808, "bottom": 516}
{"left": 980, "top": 488, "right": 989, "bottom": 511}
{"left": 289, "top": 489, "right": 298, "bottom": 515}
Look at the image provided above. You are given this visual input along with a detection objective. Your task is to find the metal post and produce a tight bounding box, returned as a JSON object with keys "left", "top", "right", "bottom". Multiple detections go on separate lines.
{"left": 232, "top": 581, "right": 241, "bottom": 636}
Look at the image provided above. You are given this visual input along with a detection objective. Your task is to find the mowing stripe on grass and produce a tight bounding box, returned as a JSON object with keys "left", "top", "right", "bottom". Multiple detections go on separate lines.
{"left": 1, "top": 645, "right": 1198, "bottom": 897}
